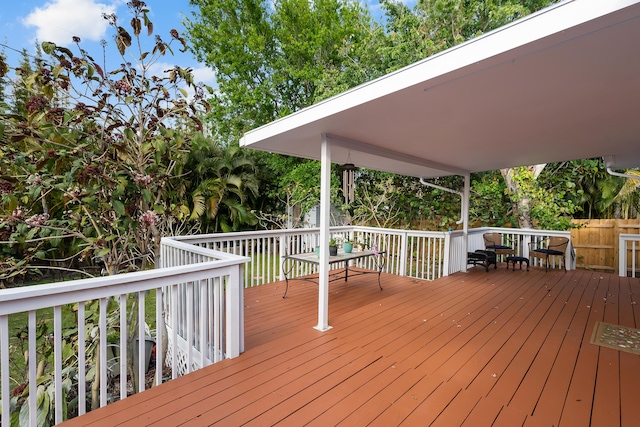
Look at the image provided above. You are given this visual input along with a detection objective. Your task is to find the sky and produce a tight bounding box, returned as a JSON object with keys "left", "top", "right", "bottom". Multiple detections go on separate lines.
{"left": 0, "top": 0, "right": 215, "bottom": 87}
{"left": 0, "top": 0, "right": 403, "bottom": 92}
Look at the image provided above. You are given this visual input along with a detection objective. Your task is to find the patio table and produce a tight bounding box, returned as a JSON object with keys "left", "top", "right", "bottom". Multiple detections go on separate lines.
{"left": 281, "top": 250, "right": 385, "bottom": 298}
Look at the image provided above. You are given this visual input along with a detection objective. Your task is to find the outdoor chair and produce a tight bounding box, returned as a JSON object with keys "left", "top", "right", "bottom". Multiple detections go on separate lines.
{"left": 529, "top": 236, "right": 569, "bottom": 272}
{"left": 483, "top": 233, "right": 515, "bottom": 257}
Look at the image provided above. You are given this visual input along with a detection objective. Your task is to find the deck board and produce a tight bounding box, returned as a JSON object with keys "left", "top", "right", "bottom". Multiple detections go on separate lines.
{"left": 62, "top": 265, "right": 640, "bottom": 426}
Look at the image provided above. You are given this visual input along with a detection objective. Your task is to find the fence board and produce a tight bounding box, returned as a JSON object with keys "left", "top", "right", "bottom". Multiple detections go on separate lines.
{"left": 571, "top": 219, "right": 640, "bottom": 274}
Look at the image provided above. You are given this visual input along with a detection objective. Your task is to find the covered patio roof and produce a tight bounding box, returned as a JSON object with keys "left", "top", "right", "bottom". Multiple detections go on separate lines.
{"left": 240, "top": 0, "right": 640, "bottom": 178}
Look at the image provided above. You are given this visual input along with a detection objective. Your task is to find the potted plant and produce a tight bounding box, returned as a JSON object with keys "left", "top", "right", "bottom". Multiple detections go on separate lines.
{"left": 343, "top": 238, "right": 354, "bottom": 253}
{"left": 328, "top": 237, "right": 338, "bottom": 256}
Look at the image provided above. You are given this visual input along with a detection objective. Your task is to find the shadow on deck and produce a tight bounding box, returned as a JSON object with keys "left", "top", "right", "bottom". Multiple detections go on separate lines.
{"left": 64, "top": 265, "right": 640, "bottom": 426}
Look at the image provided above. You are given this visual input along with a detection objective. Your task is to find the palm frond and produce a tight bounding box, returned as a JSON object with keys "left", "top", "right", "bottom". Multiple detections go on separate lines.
{"left": 613, "top": 170, "right": 640, "bottom": 201}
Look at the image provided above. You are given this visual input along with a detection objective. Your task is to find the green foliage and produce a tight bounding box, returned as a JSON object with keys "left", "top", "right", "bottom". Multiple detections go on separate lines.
{"left": 349, "top": 172, "right": 402, "bottom": 228}
{"left": 6, "top": 304, "right": 86, "bottom": 425}
{"left": 469, "top": 171, "right": 512, "bottom": 226}
{"left": 414, "top": 0, "right": 536, "bottom": 48}
{"left": 612, "top": 169, "right": 640, "bottom": 218}
{"left": 186, "top": 0, "right": 372, "bottom": 225}
{"left": 0, "top": 1, "right": 211, "bottom": 281}
{"left": 183, "top": 135, "right": 259, "bottom": 232}
{"left": 508, "top": 166, "right": 579, "bottom": 230}
{"left": 186, "top": 0, "right": 371, "bottom": 142}
{"left": 545, "top": 158, "right": 638, "bottom": 219}
{"left": 0, "top": 50, "right": 8, "bottom": 108}
{"left": 185, "top": 0, "right": 612, "bottom": 231}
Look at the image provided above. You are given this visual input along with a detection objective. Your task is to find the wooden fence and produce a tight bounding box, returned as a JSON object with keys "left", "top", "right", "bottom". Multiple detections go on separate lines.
{"left": 570, "top": 219, "right": 640, "bottom": 272}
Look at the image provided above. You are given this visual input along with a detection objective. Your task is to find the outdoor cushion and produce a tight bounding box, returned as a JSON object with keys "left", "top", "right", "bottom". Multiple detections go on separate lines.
{"left": 486, "top": 244, "right": 512, "bottom": 250}
{"left": 532, "top": 248, "right": 563, "bottom": 256}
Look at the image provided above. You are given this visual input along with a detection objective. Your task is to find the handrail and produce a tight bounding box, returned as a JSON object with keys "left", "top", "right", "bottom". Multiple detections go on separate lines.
{"left": 0, "top": 259, "right": 247, "bottom": 313}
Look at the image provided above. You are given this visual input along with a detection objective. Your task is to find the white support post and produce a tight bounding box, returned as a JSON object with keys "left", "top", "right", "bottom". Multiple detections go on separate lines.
{"left": 461, "top": 174, "right": 470, "bottom": 272}
{"left": 315, "top": 134, "right": 333, "bottom": 332}
{"left": 619, "top": 235, "right": 627, "bottom": 277}
{"left": 240, "top": 264, "right": 245, "bottom": 353}
{"left": 226, "top": 265, "right": 243, "bottom": 357}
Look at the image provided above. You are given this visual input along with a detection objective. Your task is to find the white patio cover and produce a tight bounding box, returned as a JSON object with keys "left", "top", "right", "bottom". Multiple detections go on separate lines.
{"left": 241, "top": 0, "right": 640, "bottom": 330}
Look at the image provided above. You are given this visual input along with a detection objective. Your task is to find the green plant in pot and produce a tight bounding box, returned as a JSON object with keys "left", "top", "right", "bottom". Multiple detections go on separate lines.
{"left": 343, "top": 238, "right": 354, "bottom": 253}
{"left": 329, "top": 237, "right": 338, "bottom": 256}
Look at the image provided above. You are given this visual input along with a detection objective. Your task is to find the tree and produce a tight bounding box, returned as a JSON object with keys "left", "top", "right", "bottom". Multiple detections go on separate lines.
{"left": 542, "top": 159, "right": 621, "bottom": 220}
{"left": 8, "top": 46, "right": 46, "bottom": 117}
{"left": 0, "top": 50, "right": 7, "bottom": 109}
{"left": 186, "top": 0, "right": 372, "bottom": 142}
{"left": 611, "top": 170, "right": 640, "bottom": 219}
{"left": 349, "top": 172, "right": 404, "bottom": 228}
{"left": 184, "top": 135, "right": 259, "bottom": 232}
{"left": 468, "top": 171, "right": 512, "bottom": 226}
{"left": 500, "top": 165, "right": 579, "bottom": 230}
{"left": 186, "top": 0, "right": 372, "bottom": 226}
{"left": 0, "top": 0, "right": 211, "bottom": 281}
{"left": 501, "top": 165, "right": 546, "bottom": 228}
{"left": 186, "top": 0, "right": 580, "bottom": 230}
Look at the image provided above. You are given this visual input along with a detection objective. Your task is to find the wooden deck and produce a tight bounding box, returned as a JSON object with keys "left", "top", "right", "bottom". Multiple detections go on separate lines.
{"left": 64, "top": 265, "right": 640, "bottom": 426}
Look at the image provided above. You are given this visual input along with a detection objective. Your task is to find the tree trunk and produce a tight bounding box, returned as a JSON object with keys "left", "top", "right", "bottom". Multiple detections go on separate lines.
{"left": 500, "top": 165, "right": 546, "bottom": 228}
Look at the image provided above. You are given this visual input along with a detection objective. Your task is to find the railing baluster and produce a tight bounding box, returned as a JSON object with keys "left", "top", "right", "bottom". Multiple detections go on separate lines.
{"left": 78, "top": 302, "right": 86, "bottom": 416}
{"left": 138, "top": 290, "right": 146, "bottom": 393}
{"left": 1, "top": 315, "right": 9, "bottom": 427}
{"left": 54, "top": 305, "right": 62, "bottom": 424}
{"left": 199, "top": 282, "right": 206, "bottom": 368}
{"left": 119, "top": 294, "right": 127, "bottom": 400}
{"left": 171, "top": 283, "right": 178, "bottom": 379}
{"left": 155, "top": 287, "right": 163, "bottom": 387}
{"left": 99, "top": 297, "right": 108, "bottom": 408}
{"left": 29, "top": 311, "right": 37, "bottom": 427}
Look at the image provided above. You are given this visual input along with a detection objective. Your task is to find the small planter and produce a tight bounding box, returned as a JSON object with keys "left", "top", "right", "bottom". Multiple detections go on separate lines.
{"left": 343, "top": 243, "right": 353, "bottom": 253}
{"left": 106, "top": 336, "right": 155, "bottom": 377}
{"left": 329, "top": 245, "right": 338, "bottom": 256}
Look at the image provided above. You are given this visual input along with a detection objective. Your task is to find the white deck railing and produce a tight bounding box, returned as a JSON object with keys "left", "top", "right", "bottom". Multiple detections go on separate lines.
{"left": 170, "top": 226, "right": 452, "bottom": 283}
{"left": 158, "top": 238, "right": 248, "bottom": 376}
{"left": 0, "top": 249, "right": 248, "bottom": 427}
{"left": 619, "top": 234, "right": 640, "bottom": 277}
{"left": 1, "top": 225, "right": 576, "bottom": 425}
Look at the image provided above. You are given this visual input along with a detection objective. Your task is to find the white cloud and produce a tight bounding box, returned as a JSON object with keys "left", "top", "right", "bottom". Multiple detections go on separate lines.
{"left": 191, "top": 66, "right": 216, "bottom": 86}
{"left": 149, "top": 61, "right": 216, "bottom": 86}
{"left": 23, "top": 0, "right": 118, "bottom": 46}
